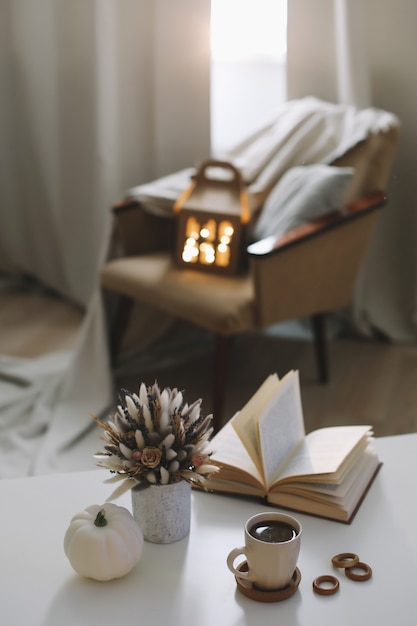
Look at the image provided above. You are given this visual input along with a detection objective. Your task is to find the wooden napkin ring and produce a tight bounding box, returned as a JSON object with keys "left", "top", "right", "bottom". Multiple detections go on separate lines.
{"left": 312, "top": 575, "right": 340, "bottom": 595}
{"left": 345, "top": 562, "right": 372, "bottom": 581}
{"left": 331, "top": 552, "right": 360, "bottom": 568}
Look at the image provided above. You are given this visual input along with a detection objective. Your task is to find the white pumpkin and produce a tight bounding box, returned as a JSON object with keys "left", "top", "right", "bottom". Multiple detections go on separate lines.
{"left": 64, "top": 503, "right": 143, "bottom": 581}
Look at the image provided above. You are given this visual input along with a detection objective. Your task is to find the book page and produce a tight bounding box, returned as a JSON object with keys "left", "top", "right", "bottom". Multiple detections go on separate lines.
{"left": 231, "top": 373, "right": 281, "bottom": 477}
{"left": 258, "top": 370, "right": 305, "bottom": 488}
{"left": 274, "top": 425, "right": 372, "bottom": 482}
{"left": 209, "top": 419, "right": 264, "bottom": 487}
{"left": 278, "top": 444, "right": 377, "bottom": 499}
{"left": 267, "top": 443, "right": 380, "bottom": 523}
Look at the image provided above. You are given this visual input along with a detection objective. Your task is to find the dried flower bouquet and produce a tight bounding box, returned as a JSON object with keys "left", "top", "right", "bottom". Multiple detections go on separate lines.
{"left": 94, "top": 382, "right": 219, "bottom": 499}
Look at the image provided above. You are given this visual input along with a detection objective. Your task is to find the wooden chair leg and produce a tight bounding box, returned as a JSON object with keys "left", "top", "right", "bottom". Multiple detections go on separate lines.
{"left": 212, "top": 334, "right": 233, "bottom": 432}
{"left": 108, "top": 295, "right": 135, "bottom": 367}
{"left": 311, "top": 313, "right": 329, "bottom": 384}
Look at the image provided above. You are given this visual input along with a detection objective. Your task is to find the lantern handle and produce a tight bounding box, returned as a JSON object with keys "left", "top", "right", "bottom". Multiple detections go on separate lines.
{"left": 174, "top": 159, "right": 251, "bottom": 224}
{"left": 193, "top": 160, "right": 244, "bottom": 192}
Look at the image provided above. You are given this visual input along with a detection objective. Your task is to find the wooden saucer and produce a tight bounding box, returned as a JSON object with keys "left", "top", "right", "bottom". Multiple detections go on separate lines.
{"left": 234, "top": 562, "right": 301, "bottom": 603}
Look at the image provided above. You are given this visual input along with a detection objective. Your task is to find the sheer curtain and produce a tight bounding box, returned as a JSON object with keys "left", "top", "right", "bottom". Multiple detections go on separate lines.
{"left": 333, "top": 0, "right": 371, "bottom": 109}
{"left": 3, "top": 1, "right": 115, "bottom": 301}
{"left": 0, "top": 0, "right": 211, "bottom": 476}
{"left": 287, "top": 0, "right": 416, "bottom": 342}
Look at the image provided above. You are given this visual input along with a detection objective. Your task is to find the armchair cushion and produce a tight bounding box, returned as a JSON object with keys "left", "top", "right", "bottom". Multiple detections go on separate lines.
{"left": 252, "top": 163, "right": 354, "bottom": 241}
{"left": 100, "top": 252, "right": 255, "bottom": 335}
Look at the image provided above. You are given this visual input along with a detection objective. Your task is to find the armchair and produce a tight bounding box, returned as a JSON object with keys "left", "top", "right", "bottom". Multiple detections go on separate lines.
{"left": 100, "top": 104, "right": 399, "bottom": 431}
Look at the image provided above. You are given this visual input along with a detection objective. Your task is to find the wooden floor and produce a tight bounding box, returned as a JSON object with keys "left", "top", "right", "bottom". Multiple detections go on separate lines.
{"left": 1, "top": 287, "right": 417, "bottom": 438}
{"left": 0, "top": 287, "right": 83, "bottom": 358}
{"left": 116, "top": 328, "right": 417, "bottom": 438}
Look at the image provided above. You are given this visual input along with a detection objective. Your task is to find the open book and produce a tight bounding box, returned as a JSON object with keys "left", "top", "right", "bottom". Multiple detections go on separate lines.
{"left": 205, "top": 371, "right": 381, "bottom": 523}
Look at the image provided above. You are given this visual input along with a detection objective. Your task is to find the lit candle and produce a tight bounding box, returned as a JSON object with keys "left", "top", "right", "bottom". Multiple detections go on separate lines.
{"left": 216, "top": 242, "right": 230, "bottom": 267}
{"left": 219, "top": 221, "right": 234, "bottom": 239}
{"left": 199, "top": 242, "right": 215, "bottom": 264}
{"left": 186, "top": 217, "right": 200, "bottom": 239}
{"left": 200, "top": 220, "right": 216, "bottom": 242}
{"left": 182, "top": 237, "right": 199, "bottom": 263}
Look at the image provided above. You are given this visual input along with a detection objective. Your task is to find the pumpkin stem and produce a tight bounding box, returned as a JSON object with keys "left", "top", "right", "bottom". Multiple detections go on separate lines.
{"left": 94, "top": 509, "right": 108, "bottom": 527}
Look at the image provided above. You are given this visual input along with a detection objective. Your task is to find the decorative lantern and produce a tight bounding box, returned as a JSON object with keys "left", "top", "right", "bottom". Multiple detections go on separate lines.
{"left": 173, "top": 160, "right": 251, "bottom": 275}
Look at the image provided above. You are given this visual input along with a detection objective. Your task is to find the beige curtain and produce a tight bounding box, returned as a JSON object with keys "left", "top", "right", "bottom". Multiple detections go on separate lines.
{"left": 0, "top": 0, "right": 148, "bottom": 303}
{"left": 287, "top": 0, "right": 417, "bottom": 342}
{"left": 0, "top": 0, "right": 211, "bottom": 476}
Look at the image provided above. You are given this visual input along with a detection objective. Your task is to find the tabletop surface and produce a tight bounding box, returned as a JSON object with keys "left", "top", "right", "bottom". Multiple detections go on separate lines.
{"left": 1, "top": 433, "right": 417, "bottom": 626}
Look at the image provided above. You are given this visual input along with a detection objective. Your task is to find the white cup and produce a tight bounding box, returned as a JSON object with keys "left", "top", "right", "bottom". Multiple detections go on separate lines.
{"left": 227, "top": 512, "right": 302, "bottom": 591}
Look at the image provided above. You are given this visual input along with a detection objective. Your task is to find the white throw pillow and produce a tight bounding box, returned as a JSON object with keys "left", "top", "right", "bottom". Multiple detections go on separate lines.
{"left": 252, "top": 164, "right": 354, "bottom": 241}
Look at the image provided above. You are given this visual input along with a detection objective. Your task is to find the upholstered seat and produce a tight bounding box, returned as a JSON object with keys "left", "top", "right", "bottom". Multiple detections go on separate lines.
{"left": 102, "top": 252, "right": 255, "bottom": 335}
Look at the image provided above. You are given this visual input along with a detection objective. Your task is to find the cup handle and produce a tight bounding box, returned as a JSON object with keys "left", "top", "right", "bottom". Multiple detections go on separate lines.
{"left": 227, "top": 547, "right": 255, "bottom": 582}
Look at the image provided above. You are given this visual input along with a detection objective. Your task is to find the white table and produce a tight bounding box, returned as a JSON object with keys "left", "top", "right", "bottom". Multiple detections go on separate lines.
{"left": 1, "top": 433, "right": 417, "bottom": 626}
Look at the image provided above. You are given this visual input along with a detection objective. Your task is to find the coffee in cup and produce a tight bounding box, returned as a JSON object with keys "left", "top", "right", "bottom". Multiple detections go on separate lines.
{"left": 227, "top": 512, "right": 302, "bottom": 591}
{"left": 248, "top": 519, "right": 297, "bottom": 543}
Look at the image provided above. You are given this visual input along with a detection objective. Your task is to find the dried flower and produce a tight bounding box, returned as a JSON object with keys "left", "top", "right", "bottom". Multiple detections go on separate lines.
{"left": 141, "top": 447, "right": 162, "bottom": 468}
{"left": 93, "top": 381, "right": 219, "bottom": 499}
{"left": 191, "top": 453, "right": 204, "bottom": 468}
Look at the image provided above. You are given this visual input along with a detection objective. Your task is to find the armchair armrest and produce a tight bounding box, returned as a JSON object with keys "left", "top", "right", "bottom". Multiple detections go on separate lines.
{"left": 247, "top": 191, "right": 386, "bottom": 258}
{"left": 247, "top": 191, "right": 387, "bottom": 328}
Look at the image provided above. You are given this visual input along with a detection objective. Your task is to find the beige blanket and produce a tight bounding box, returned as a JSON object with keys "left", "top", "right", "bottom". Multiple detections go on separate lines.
{"left": 128, "top": 96, "right": 399, "bottom": 213}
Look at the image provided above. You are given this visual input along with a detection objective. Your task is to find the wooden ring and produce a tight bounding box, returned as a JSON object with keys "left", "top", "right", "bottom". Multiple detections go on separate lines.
{"left": 312, "top": 575, "right": 340, "bottom": 595}
{"left": 331, "top": 552, "right": 360, "bottom": 568}
{"left": 345, "top": 562, "right": 372, "bottom": 581}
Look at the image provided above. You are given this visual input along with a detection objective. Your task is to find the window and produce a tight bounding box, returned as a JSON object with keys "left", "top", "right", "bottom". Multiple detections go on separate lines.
{"left": 210, "top": 0, "right": 287, "bottom": 154}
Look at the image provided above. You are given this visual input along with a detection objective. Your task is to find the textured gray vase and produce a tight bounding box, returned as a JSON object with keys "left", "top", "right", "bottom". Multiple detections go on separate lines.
{"left": 131, "top": 480, "right": 191, "bottom": 543}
